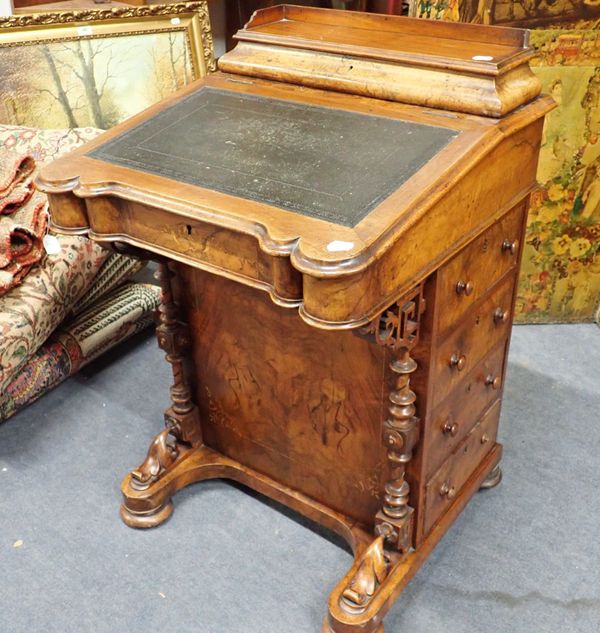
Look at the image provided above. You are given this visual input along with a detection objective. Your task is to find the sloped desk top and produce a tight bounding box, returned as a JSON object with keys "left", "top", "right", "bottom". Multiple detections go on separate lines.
{"left": 87, "top": 87, "right": 457, "bottom": 228}
{"left": 38, "top": 74, "right": 553, "bottom": 328}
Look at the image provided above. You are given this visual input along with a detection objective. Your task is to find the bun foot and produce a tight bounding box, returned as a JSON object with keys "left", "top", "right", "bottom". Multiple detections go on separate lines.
{"left": 120, "top": 498, "right": 174, "bottom": 529}
{"left": 322, "top": 618, "right": 384, "bottom": 633}
{"left": 479, "top": 465, "right": 502, "bottom": 490}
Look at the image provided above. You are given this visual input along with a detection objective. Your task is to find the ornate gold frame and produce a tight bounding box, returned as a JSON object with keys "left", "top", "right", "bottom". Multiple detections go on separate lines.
{"left": 0, "top": 2, "right": 216, "bottom": 78}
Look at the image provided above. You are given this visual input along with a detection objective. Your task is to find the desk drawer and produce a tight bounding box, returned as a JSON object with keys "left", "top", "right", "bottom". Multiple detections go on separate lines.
{"left": 436, "top": 203, "right": 524, "bottom": 334}
{"left": 431, "top": 274, "right": 514, "bottom": 408}
{"left": 426, "top": 342, "right": 506, "bottom": 478}
{"left": 423, "top": 400, "right": 501, "bottom": 535}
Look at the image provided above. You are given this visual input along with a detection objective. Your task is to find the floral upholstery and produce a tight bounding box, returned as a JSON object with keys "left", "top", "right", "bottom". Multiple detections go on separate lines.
{"left": 1, "top": 283, "right": 160, "bottom": 422}
{"left": 0, "top": 234, "right": 108, "bottom": 391}
{"left": 0, "top": 124, "right": 156, "bottom": 418}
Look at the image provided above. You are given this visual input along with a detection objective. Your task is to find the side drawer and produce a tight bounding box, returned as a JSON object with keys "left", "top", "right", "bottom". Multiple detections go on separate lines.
{"left": 423, "top": 400, "right": 502, "bottom": 536}
{"left": 430, "top": 273, "right": 515, "bottom": 409}
{"left": 436, "top": 202, "right": 524, "bottom": 334}
{"left": 426, "top": 342, "right": 506, "bottom": 478}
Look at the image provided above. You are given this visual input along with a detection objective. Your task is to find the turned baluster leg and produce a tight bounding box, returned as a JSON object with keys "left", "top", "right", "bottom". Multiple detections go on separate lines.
{"left": 153, "top": 261, "right": 202, "bottom": 448}
{"left": 327, "top": 286, "right": 426, "bottom": 632}
{"left": 374, "top": 346, "right": 419, "bottom": 553}
{"left": 121, "top": 261, "right": 203, "bottom": 527}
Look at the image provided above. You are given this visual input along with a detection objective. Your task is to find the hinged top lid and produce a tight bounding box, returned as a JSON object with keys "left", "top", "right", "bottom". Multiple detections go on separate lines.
{"left": 218, "top": 5, "right": 541, "bottom": 117}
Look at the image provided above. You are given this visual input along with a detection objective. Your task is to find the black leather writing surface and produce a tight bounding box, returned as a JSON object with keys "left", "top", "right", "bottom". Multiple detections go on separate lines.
{"left": 88, "top": 87, "right": 458, "bottom": 227}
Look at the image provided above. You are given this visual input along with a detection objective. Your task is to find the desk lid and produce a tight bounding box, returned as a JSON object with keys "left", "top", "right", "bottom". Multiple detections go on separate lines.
{"left": 87, "top": 86, "right": 457, "bottom": 228}
{"left": 219, "top": 5, "right": 541, "bottom": 117}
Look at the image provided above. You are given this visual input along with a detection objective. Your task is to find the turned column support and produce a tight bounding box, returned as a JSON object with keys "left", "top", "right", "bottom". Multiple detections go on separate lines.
{"left": 153, "top": 260, "right": 202, "bottom": 446}
{"left": 127, "top": 260, "right": 202, "bottom": 495}
{"left": 360, "top": 285, "right": 425, "bottom": 554}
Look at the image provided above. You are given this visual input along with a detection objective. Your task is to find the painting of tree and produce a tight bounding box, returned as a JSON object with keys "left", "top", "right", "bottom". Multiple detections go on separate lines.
{"left": 0, "top": 31, "right": 195, "bottom": 130}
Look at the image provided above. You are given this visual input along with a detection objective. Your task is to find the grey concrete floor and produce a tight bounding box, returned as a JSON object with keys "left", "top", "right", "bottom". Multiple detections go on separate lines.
{"left": 0, "top": 324, "right": 598, "bottom": 633}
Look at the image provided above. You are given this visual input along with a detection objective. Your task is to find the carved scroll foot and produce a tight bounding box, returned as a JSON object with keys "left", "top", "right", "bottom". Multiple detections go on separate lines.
{"left": 120, "top": 428, "right": 189, "bottom": 529}
{"left": 325, "top": 536, "right": 397, "bottom": 633}
{"left": 479, "top": 465, "right": 503, "bottom": 490}
{"left": 326, "top": 445, "right": 504, "bottom": 633}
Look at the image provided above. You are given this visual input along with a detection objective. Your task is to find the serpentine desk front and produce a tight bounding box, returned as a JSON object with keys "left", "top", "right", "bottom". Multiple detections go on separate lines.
{"left": 38, "top": 6, "right": 553, "bottom": 632}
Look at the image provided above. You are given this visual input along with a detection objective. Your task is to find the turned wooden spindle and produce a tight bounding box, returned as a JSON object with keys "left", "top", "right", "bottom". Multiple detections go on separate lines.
{"left": 363, "top": 284, "right": 425, "bottom": 554}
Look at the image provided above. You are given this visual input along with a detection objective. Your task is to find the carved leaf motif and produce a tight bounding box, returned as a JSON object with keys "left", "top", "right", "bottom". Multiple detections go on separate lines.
{"left": 131, "top": 429, "right": 179, "bottom": 489}
{"left": 340, "top": 536, "right": 389, "bottom": 613}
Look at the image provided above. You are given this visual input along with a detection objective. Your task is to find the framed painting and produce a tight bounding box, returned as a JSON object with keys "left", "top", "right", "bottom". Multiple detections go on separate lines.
{"left": 408, "top": 3, "right": 600, "bottom": 322}
{"left": 0, "top": 2, "right": 216, "bottom": 129}
{"left": 408, "top": 0, "right": 600, "bottom": 27}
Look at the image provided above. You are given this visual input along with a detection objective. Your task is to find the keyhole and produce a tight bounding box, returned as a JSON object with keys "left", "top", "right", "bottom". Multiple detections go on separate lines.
{"left": 185, "top": 224, "right": 192, "bottom": 236}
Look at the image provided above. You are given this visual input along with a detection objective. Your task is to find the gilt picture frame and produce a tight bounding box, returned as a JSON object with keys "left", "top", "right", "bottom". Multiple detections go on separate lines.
{"left": 0, "top": 2, "right": 216, "bottom": 130}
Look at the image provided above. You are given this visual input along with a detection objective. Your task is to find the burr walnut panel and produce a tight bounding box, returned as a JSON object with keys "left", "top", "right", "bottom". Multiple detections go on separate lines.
{"left": 177, "top": 266, "right": 390, "bottom": 526}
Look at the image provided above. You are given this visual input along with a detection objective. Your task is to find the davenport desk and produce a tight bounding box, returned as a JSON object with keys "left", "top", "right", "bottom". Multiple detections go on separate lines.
{"left": 38, "top": 6, "right": 554, "bottom": 632}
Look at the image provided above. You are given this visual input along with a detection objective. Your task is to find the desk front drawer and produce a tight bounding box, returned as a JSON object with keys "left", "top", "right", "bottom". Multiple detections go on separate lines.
{"left": 431, "top": 274, "right": 514, "bottom": 408}
{"left": 426, "top": 342, "right": 506, "bottom": 478}
{"left": 423, "top": 400, "right": 501, "bottom": 536}
{"left": 436, "top": 202, "right": 524, "bottom": 334}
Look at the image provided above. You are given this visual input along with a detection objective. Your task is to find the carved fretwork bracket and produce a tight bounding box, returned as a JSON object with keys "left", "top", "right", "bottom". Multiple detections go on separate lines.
{"left": 339, "top": 536, "right": 390, "bottom": 615}
{"left": 363, "top": 285, "right": 426, "bottom": 553}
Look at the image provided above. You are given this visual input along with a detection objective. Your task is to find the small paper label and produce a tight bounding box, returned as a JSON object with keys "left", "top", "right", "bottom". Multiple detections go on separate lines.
{"left": 327, "top": 240, "right": 354, "bottom": 253}
{"left": 472, "top": 55, "right": 493, "bottom": 62}
{"left": 43, "top": 234, "right": 62, "bottom": 255}
{"left": 170, "top": 17, "right": 181, "bottom": 25}
{"left": 77, "top": 26, "right": 93, "bottom": 36}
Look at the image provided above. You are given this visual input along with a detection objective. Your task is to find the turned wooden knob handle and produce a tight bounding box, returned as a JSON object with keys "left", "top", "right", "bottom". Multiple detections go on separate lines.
{"left": 502, "top": 239, "right": 518, "bottom": 255}
{"left": 456, "top": 280, "right": 474, "bottom": 296}
{"left": 481, "top": 433, "right": 490, "bottom": 445}
{"left": 440, "top": 482, "right": 456, "bottom": 499}
{"left": 493, "top": 307, "right": 509, "bottom": 324}
{"left": 485, "top": 374, "right": 501, "bottom": 390}
{"left": 450, "top": 353, "right": 467, "bottom": 371}
{"left": 442, "top": 418, "right": 459, "bottom": 437}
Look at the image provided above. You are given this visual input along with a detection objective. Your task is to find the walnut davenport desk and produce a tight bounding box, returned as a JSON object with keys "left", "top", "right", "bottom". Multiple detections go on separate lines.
{"left": 38, "top": 7, "right": 553, "bottom": 632}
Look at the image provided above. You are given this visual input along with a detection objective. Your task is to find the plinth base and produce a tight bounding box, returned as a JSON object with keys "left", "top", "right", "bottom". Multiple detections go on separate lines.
{"left": 121, "top": 438, "right": 502, "bottom": 632}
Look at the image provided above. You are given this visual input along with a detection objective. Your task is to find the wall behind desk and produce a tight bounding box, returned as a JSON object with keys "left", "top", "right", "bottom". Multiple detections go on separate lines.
{"left": 410, "top": 2, "right": 600, "bottom": 323}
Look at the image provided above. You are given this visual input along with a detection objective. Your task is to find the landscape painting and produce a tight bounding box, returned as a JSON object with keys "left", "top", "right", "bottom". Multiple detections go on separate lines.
{"left": 0, "top": 33, "right": 194, "bottom": 129}
{"left": 0, "top": 3, "right": 214, "bottom": 130}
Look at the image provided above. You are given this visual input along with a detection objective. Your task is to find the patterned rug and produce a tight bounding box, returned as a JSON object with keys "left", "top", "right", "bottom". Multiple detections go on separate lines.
{"left": 0, "top": 283, "right": 161, "bottom": 423}
{"left": 0, "top": 234, "right": 109, "bottom": 392}
{"left": 0, "top": 152, "right": 48, "bottom": 295}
